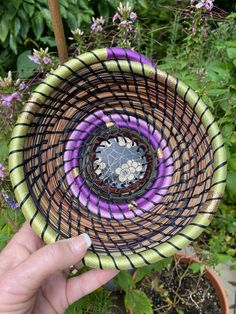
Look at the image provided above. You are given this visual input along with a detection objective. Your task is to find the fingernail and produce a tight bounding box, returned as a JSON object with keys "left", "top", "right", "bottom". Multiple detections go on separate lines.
{"left": 67, "top": 233, "right": 92, "bottom": 255}
{"left": 81, "top": 233, "right": 92, "bottom": 248}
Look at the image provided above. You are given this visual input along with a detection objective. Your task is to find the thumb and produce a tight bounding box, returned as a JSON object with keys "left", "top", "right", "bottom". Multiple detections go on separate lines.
{"left": 15, "top": 233, "right": 91, "bottom": 290}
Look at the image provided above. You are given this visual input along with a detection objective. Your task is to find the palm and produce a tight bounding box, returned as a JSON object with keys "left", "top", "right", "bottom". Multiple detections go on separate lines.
{"left": 1, "top": 276, "right": 67, "bottom": 314}
{"left": 35, "top": 272, "right": 68, "bottom": 313}
{"left": 0, "top": 223, "right": 118, "bottom": 314}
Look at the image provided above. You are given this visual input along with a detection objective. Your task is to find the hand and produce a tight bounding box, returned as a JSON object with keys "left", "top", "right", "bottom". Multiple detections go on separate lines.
{"left": 0, "top": 223, "right": 118, "bottom": 314}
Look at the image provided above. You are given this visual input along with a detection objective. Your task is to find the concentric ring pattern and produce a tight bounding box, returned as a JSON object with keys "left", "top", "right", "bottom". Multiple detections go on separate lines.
{"left": 9, "top": 48, "right": 227, "bottom": 269}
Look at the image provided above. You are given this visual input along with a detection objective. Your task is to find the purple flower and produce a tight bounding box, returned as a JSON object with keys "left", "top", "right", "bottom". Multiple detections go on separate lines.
{"left": 0, "top": 95, "right": 13, "bottom": 107}
{"left": 28, "top": 55, "right": 40, "bottom": 64}
{"left": 8, "top": 200, "right": 20, "bottom": 210}
{"left": 42, "top": 56, "right": 52, "bottom": 65}
{"left": 119, "top": 20, "right": 129, "bottom": 27}
{"left": 130, "top": 12, "right": 137, "bottom": 22}
{"left": 0, "top": 163, "right": 6, "bottom": 179}
{"left": 205, "top": 0, "right": 214, "bottom": 10}
{"left": 18, "top": 82, "right": 26, "bottom": 90}
{"left": 1, "top": 193, "right": 8, "bottom": 201}
{"left": 91, "top": 16, "right": 105, "bottom": 33}
{"left": 0, "top": 92, "right": 21, "bottom": 108}
{"left": 113, "top": 12, "right": 120, "bottom": 22}
{"left": 195, "top": 0, "right": 214, "bottom": 10}
{"left": 1, "top": 192, "right": 20, "bottom": 210}
{"left": 91, "top": 23, "right": 97, "bottom": 31}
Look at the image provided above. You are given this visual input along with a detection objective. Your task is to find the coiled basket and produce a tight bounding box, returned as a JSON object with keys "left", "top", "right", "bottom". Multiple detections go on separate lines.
{"left": 9, "top": 48, "right": 227, "bottom": 270}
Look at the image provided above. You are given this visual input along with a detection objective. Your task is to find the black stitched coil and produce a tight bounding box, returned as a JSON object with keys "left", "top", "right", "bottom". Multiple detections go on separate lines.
{"left": 21, "top": 62, "right": 214, "bottom": 256}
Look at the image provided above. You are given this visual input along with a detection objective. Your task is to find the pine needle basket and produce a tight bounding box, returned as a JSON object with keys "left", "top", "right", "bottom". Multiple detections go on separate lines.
{"left": 9, "top": 48, "right": 227, "bottom": 270}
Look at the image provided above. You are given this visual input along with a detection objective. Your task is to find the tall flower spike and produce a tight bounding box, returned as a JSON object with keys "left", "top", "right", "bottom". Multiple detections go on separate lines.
{"left": 72, "top": 28, "right": 84, "bottom": 37}
{"left": 0, "top": 71, "right": 13, "bottom": 88}
{"left": 91, "top": 16, "right": 105, "bottom": 32}
{"left": 28, "top": 47, "right": 52, "bottom": 65}
{"left": 118, "top": 2, "right": 132, "bottom": 15}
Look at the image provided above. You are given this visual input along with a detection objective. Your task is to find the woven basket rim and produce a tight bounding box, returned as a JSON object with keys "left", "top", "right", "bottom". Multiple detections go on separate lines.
{"left": 9, "top": 48, "right": 227, "bottom": 269}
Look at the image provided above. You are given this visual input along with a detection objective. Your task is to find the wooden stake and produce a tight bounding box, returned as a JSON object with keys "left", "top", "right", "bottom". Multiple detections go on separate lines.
{"left": 48, "top": 0, "right": 68, "bottom": 63}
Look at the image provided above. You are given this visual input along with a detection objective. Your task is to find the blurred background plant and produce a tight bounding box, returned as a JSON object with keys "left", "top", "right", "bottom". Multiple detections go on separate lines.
{"left": 0, "top": 0, "right": 235, "bottom": 313}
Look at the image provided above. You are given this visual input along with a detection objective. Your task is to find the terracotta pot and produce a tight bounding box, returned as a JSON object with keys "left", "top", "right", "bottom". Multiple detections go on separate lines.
{"left": 128, "top": 254, "right": 229, "bottom": 314}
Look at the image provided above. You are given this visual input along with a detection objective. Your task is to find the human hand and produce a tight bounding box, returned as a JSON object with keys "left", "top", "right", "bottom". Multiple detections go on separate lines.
{"left": 0, "top": 223, "right": 118, "bottom": 314}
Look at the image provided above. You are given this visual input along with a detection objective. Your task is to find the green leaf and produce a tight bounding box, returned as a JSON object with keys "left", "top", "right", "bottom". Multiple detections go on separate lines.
{"left": 134, "top": 265, "right": 154, "bottom": 283}
{"left": 6, "top": 2, "right": 18, "bottom": 18}
{"left": 207, "top": 88, "right": 228, "bottom": 97}
{"left": 125, "top": 290, "right": 153, "bottom": 314}
{"left": 67, "top": 11, "right": 79, "bottom": 30}
{"left": 79, "top": 0, "right": 90, "bottom": 10}
{"left": 17, "top": 50, "right": 40, "bottom": 78}
{"left": 229, "top": 153, "right": 236, "bottom": 171}
{"left": 25, "top": 0, "right": 35, "bottom": 4}
{"left": 115, "top": 271, "right": 133, "bottom": 293}
{"left": 39, "top": 36, "right": 56, "bottom": 47}
{"left": 18, "top": 8, "right": 28, "bottom": 21}
{"left": 9, "top": 33, "right": 17, "bottom": 54}
{"left": 206, "top": 62, "right": 230, "bottom": 79}
{"left": 83, "top": 8, "right": 95, "bottom": 15}
{"left": 81, "top": 14, "right": 91, "bottom": 24}
{"left": 14, "top": 17, "right": 21, "bottom": 36}
{"left": 98, "top": 2, "right": 110, "bottom": 17}
{"left": 233, "top": 59, "right": 236, "bottom": 68}
{"left": 226, "top": 171, "right": 236, "bottom": 203}
{"left": 23, "top": 2, "right": 35, "bottom": 17}
{"left": 226, "top": 40, "right": 236, "bottom": 48}
{"left": 186, "top": 79, "right": 200, "bottom": 91}
{"left": 75, "top": 12, "right": 82, "bottom": 27}
{"left": 19, "top": 19, "right": 29, "bottom": 38}
{"left": 158, "top": 60, "right": 176, "bottom": 70}
{"left": 41, "top": 8, "right": 53, "bottom": 30}
{"left": 59, "top": 0, "right": 69, "bottom": 8}
{"left": 0, "top": 15, "right": 9, "bottom": 42}
{"left": 227, "top": 48, "right": 236, "bottom": 59}
{"left": 215, "top": 254, "right": 232, "bottom": 264}
{"left": 32, "top": 11, "right": 44, "bottom": 39}
{"left": 0, "top": 135, "right": 9, "bottom": 161}
{"left": 189, "top": 262, "right": 204, "bottom": 274}
{"left": 11, "top": 0, "right": 22, "bottom": 9}
{"left": 153, "top": 257, "right": 172, "bottom": 273}
{"left": 227, "top": 12, "right": 236, "bottom": 19}
{"left": 69, "top": 0, "right": 77, "bottom": 4}
{"left": 106, "top": 0, "right": 119, "bottom": 8}
{"left": 137, "top": 0, "right": 149, "bottom": 9}
{"left": 221, "top": 123, "right": 234, "bottom": 139}
{"left": 207, "top": 62, "right": 231, "bottom": 81}
{"left": 219, "top": 100, "right": 230, "bottom": 113}
{"left": 59, "top": 5, "right": 67, "bottom": 18}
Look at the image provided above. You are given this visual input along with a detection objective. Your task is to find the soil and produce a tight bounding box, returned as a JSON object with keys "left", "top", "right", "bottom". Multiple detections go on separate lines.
{"left": 110, "top": 292, "right": 127, "bottom": 314}
{"left": 138, "top": 261, "right": 221, "bottom": 314}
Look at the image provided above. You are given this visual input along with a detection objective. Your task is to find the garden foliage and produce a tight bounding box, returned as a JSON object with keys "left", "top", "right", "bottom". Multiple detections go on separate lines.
{"left": 0, "top": 1, "right": 235, "bottom": 313}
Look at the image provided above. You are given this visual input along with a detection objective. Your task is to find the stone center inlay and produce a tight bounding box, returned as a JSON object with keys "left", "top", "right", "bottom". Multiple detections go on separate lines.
{"left": 94, "top": 136, "right": 147, "bottom": 189}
